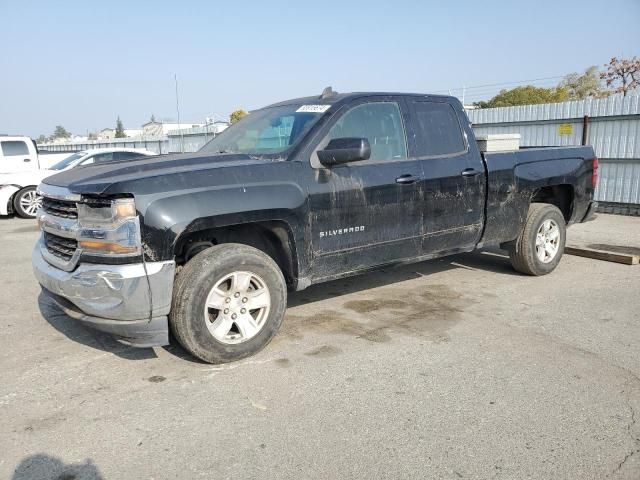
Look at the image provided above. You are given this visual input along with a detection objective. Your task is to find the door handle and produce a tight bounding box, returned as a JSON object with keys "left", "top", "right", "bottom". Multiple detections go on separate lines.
{"left": 461, "top": 168, "right": 481, "bottom": 177}
{"left": 23, "top": 158, "right": 31, "bottom": 162}
{"left": 396, "top": 174, "right": 420, "bottom": 185}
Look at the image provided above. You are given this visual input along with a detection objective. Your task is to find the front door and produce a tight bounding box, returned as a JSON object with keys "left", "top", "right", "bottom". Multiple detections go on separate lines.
{"left": 307, "top": 98, "right": 424, "bottom": 280}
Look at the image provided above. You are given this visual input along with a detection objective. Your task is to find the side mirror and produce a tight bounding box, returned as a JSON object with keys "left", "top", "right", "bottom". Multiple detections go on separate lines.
{"left": 317, "top": 137, "right": 371, "bottom": 167}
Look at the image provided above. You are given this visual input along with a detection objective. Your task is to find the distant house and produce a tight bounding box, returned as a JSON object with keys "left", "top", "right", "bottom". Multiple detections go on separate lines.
{"left": 97, "top": 128, "right": 143, "bottom": 140}
{"left": 98, "top": 128, "right": 115, "bottom": 140}
{"left": 142, "top": 121, "right": 205, "bottom": 137}
{"left": 208, "top": 121, "right": 229, "bottom": 134}
{"left": 124, "top": 129, "right": 143, "bottom": 138}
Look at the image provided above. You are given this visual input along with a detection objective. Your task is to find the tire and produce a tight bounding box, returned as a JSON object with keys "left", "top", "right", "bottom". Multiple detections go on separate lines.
{"left": 13, "top": 186, "right": 41, "bottom": 219}
{"left": 508, "top": 203, "right": 566, "bottom": 276}
{"left": 170, "top": 243, "right": 287, "bottom": 363}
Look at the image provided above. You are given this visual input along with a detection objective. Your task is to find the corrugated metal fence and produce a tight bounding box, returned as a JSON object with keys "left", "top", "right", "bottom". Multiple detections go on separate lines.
{"left": 39, "top": 126, "right": 221, "bottom": 155}
{"left": 467, "top": 94, "right": 640, "bottom": 213}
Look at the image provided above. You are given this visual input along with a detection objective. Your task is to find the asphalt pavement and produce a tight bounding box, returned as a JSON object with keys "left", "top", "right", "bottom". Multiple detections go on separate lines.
{"left": 1, "top": 214, "right": 639, "bottom": 479}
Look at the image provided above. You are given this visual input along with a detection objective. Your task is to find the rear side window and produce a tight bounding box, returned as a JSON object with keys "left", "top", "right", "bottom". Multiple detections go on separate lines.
{"left": 114, "top": 151, "right": 144, "bottom": 160}
{"left": 411, "top": 101, "right": 466, "bottom": 157}
{"left": 1, "top": 141, "right": 29, "bottom": 156}
{"left": 92, "top": 152, "right": 114, "bottom": 163}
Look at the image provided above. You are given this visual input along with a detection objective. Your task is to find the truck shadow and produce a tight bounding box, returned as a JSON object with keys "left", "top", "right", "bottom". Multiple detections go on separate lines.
{"left": 37, "top": 292, "right": 159, "bottom": 361}
{"left": 287, "top": 248, "right": 514, "bottom": 307}
{"left": 37, "top": 249, "right": 514, "bottom": 363}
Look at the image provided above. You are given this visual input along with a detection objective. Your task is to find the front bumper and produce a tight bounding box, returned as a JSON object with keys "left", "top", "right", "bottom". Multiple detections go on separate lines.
{"left": 32, "top": 239, "right": 175, "bottom": 347}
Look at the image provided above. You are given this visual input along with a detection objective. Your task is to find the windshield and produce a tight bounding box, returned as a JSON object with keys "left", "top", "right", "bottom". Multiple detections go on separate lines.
{"left": 50, "top": 152, "right": 86, "bottom": 170}
{"left": 199, "top": 104, "right": 328, "bottom": 155}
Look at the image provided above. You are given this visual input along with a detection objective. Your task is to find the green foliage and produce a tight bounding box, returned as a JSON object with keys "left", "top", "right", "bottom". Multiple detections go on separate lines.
{"left": 36, "top": 134, "right": 48, "bottom": 144}
{"left": 150, "top": 114, "right": 156, "bottom": 123}
{"left": 560, "top": 66, "right": 608, "bottom": 100}
{"left": 115, "top": 116, "right": 126, "bottom": 138}
{"left": 230, "top": 109, "right": 248, "bottom": 124}
{"left": 51, "top": 125, "right": 71, "bottom": 139}
{"left": 601, "top": 56, "right": 640, "bottom": 97}
{"left": 474, "top": 86, "right": 569, "bottom": 109}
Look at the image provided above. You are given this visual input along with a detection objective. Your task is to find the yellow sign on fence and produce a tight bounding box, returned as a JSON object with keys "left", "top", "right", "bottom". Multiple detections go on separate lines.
{"left": 558, "top": 123, "right": 573, "bottom": 136}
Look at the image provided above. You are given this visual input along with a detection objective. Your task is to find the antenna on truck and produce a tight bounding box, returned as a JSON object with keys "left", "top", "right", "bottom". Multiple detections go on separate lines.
{"left": 320, "top": 86, "right": 337, "bottom": 100}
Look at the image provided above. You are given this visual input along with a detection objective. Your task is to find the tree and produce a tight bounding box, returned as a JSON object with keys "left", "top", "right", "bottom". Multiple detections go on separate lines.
{"left": 51, "top": 125, "right": 71, "bottom": 139}
{"left": 474, "top": 85, "right": 569, "bottom": 108}
{"left": 150, "top": 114, "right": 156, "bottom": 123}
{"left": 88, "top": 132, "right": 98, "bottom": 140}
{"left": 559, "top": 66, "right": 608, "bottom": 100}
{"left": 600, "top": 56, "right": 640, "bottom": 97}
{"left": 115, "top": 116, "right": 126, "bottom": 138}
{"left": 230, "top": 109, "right": 248, "bottom": 124}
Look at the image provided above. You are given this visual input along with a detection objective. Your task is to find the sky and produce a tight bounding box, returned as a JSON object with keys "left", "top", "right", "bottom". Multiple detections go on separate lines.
{"left": 1, "top": 0, "right": 639, "bottom": 138}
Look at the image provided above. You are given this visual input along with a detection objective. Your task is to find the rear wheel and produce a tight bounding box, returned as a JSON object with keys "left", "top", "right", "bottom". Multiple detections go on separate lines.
{"left": 170, "top": 243, "right": 287, "bottom": 363}
{"left": 508, "top": 203, "right": 566, "bottom": 276}
{"left": 13, "top": 187, "right": 41, "bottom": 219}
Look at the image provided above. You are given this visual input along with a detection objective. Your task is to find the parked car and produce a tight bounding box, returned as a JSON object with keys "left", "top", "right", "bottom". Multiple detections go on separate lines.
{"left": 32, "top": 90, "right": 598, "bottom": 363}
{"left": 1, "top": 148, "right": 155, "bottom": 218}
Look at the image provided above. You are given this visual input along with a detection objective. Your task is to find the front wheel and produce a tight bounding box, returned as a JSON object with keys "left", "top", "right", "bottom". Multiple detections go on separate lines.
{"left": 508, "top": 203, "right": 566, "bottom": 276}
{"left": 170, "top": 243, "right": 287, "bottom": 364}
{"left": 14, "top": 186, "right": 41, "bottom": 219}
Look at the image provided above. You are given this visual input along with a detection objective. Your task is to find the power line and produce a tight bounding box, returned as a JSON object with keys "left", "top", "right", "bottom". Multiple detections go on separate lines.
{"left": 432, "top": 75, "right": 566, "bottom": 95}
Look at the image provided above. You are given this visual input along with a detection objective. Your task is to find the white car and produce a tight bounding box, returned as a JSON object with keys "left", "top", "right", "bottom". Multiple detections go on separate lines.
{"left": 0, "top": 148, "right": 156, "bottom": 218}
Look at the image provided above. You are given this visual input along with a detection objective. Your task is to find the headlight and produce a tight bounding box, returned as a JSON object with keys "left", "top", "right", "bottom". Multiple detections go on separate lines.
{"left": 77, "top": 198, "right": 141, "bottom": 256}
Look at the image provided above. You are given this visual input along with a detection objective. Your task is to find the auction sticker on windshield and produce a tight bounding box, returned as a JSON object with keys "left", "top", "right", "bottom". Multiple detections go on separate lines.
{"left": 296, "top": 105, "right": 331, "bottom": 113}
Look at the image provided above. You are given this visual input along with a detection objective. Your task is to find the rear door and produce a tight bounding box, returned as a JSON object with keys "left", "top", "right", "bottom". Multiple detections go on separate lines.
{"left": 406, "top": 99, "right": 485, "bottom": 253}
{"left": 308, "top": 97, "right": 425, "bottom": 278}
{"left": 0, "top": 139, "right": 37, "bottom": 173}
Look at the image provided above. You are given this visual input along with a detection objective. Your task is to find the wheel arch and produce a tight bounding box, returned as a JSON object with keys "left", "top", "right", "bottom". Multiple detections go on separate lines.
{"left": 531, "top": 184, "right": 575, "bottom": 223}
{"left": 174, "top": 219, "right": 301, "bottom": 289}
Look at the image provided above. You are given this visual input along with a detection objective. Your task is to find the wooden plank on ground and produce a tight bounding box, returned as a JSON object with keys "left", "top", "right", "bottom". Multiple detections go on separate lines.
{"left": 565, "top": 246, "right": 639, "bottom": 265}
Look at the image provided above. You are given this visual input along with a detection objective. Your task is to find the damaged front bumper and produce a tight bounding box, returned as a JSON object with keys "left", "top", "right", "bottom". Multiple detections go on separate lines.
{"left": 32, "top": 239, "right": 175, "bottom": 347}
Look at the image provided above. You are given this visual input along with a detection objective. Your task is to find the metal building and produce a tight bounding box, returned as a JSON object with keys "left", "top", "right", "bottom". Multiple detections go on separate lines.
{"left": 467, "top": 94, "right": 640, "bottom": 214}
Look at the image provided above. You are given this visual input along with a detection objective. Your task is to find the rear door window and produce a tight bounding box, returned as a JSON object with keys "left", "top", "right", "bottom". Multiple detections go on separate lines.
{"left": 410, "top": 101, "right": 466, "bottom": 157}
{"left": 1, "top": 141, "right": 29, "bottom": 156}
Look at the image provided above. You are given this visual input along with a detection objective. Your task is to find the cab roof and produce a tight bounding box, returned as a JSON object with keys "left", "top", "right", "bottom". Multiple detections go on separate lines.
{"left": 264, "top": 91, "right": 457, "bottom": 109}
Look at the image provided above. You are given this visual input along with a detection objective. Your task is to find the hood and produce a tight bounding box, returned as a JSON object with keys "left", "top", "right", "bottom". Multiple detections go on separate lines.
{"left": 42, "top": 151, "right": 270, "bottom": 195}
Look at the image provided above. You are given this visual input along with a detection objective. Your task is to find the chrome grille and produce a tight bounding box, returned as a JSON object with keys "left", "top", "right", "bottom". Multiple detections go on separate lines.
{"left": 43, "top": 232, "right": 78, "bottom": 262}
{"left": 41, "top": 197, "right": 78, "bottom": 219}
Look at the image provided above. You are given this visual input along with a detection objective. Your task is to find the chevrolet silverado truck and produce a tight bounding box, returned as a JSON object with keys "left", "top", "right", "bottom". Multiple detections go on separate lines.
{"left": 32, "top": 89, "right": 598, "bottom": 363}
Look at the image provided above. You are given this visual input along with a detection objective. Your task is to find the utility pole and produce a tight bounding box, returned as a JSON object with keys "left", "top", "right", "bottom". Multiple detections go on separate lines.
{"left": 175, "top": 74, "right": 184, "bottom": 153}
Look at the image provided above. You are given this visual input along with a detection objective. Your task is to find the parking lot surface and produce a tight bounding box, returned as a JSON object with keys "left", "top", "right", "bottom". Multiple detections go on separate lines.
{"left": 1, "top": 214, "right": 639, "bottom": 479}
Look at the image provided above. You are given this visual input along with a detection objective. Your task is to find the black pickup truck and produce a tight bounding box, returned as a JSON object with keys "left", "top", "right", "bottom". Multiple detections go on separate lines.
{"left": 33, "top": 89, "right": 598, "bottom": 363}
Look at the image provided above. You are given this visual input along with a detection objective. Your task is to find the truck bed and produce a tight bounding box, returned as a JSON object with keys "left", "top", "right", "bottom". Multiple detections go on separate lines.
{"left": 480, "top": 146, "right": 596, "bottom": 247}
